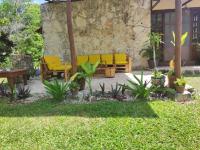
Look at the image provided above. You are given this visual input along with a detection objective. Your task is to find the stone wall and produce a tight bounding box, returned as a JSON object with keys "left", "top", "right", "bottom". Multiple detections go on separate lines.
{"left": 41, "top": 0, "right": 151, "bottom": 68}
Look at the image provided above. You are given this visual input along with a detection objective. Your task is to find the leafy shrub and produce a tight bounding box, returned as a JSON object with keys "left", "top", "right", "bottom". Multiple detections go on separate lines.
{"left": 125, "top": 72, "right": 151, "bottom": 100}
{"left": 17, "top": 86, "right": 31, "bottom": 99}
{"left": 174, "top": 77, "right": 186, "bottom": 86}
{"left": 0, "top": 32, "right": 14, "bottom": 64}
{"left": 0, "top": 80, "right": 9, "bottom": 97}
{"left": 167, "top": 69, "right": 175, "bottom": 76}
{"left": 152, "top": 70, "right": 163, "bottom": 78}
{"left": 151, "top": 86, "right": 176, "bottom": 99}
{"left": 44, "top": 80, "right": 70, "bottom": 101}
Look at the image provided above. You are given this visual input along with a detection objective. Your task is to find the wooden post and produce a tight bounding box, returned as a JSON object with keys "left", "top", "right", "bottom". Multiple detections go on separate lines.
{"left": 175, "top": 0, "right": 182, "bottom": 78}
{"left": 66, "top": 0, "right": 77, "bottom": 75}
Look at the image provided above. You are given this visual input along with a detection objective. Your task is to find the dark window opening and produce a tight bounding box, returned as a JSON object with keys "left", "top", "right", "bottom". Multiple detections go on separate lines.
{"left": 192, "top": 10, "right": 200, "bottom": 43}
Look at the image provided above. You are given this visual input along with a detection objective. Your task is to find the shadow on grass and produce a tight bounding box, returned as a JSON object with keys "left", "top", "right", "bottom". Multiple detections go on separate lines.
{"left": 0, "top": 100, "right": 158, "bottom": 118}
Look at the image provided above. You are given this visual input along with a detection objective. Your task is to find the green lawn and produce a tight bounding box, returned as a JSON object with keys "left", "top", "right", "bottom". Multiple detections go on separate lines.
{"left": 0, "top": 76, "right": 200, "bottom": 149}
{"left": 185, "top": 75, "right": 200, "bottom": 91}
{"left": 0, "top": 100, "right": 200, "bottom": 149}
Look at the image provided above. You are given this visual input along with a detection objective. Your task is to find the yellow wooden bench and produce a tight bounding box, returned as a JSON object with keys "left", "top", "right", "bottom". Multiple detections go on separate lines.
{"left": 41, "top": 55, "right": 72, "bottom": 81}
{"left": 101, "top": 54, "right": 114, "bottom": 66}
{"left": 41, "top": 53, "right": 132, "bottom": 80}
{"left": 114, "top": 53, "right": 132, "bottom": 73}
{"left": 88, "top": 54, "right": 101, "bottom": 65}
{"left": 77, "top": 55, "right": 89, "bottom": 66}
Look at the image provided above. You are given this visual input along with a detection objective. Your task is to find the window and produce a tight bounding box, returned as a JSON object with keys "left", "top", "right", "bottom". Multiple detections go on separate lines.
{"left": 151, "top": 13, "right": 164, "bottom": 33}
{"left": 192, "top": 10, "right": 200, "bottom": 43}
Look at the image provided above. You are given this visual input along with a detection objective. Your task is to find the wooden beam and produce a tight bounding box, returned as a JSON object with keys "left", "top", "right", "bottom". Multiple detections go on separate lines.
{"left": 182, "top": 0, "right": 192, "bottom": 6}
{"left": 151, "top": 0, "right": 160, "bottom": 10}
{"left": 175, "top": 0, "right": 182, "bottom": 78}
{"left": 66, "top": 0, "right": 77, "bottom": 75}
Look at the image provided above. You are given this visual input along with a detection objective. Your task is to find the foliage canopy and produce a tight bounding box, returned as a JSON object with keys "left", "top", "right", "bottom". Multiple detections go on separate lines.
{"left": 0, "top": 0, "right": 43, "bottom": 68}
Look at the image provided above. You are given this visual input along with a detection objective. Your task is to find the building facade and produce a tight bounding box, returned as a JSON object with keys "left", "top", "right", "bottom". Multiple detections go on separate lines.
{"left": 152, "top": 0, "right": 200, "bottom": 66}
{"left": 41, "top": 0, "right": 200, "bottom": 68}
{"left": 41, "top": 0, "right": 151, "bottom": 69}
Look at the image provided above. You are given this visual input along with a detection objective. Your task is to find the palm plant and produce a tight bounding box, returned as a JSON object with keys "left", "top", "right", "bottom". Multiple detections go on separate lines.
{"left": 140, "top": 32, "right": 163, "bottom": 69}
{"left": 169, "top": 32, "right": 188, "bottom": 68}
{"left": 171, "top": 31, "right": 188, "bottom": 47}
{"left": 149, "top": 32, "right": 163, "bottom": 70}
{"left": 80, "top": 61, "right": 99, "bottom": 95}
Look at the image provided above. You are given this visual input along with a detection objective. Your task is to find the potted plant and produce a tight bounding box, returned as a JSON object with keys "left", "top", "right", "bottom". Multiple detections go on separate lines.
{"left": 167, "top": 59, "right": 176, "bottom": 88}
{"left": 140, "top": 46, "right": 157, "bottom": 68}
{"left": 75, "top": 71, "right": 86, "bottom": 91}
{"left": 174, "top": 77, "right": 186, "bottom": 93}
{"left": 151, "top": 70, "right": 165, "bottom": 87}
{"left": 139, "top": 32, "right": 162, "bottom": 69}
{"left": 69, "top": 81, "right": 79, "bottom": 95}
{"left": 167, "top": 69, "right": 176, "bottom": 89}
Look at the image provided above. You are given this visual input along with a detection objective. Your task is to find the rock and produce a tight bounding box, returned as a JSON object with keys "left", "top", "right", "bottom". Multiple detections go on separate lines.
{"left": 23, "top": 93, "right": 49, "bottom": 103}
{"left": 175, "top": 91, "right": 192, "bottom": 102}
{"left": 78, "top": 90, "right": 89, "bottom": 101}
{"left": 89, "top": 96, "right": 96, "bottom": 102}
{"left": 185, "top": 84, "right": 193, "bottom": 90}
{"left": 123, "top": 95, "right": 133, "bottom": 102}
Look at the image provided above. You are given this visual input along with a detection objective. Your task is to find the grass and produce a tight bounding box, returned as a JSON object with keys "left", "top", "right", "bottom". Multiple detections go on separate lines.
{"left": 0, "top": 75, "right": 200, "bottom": 149}
{"left": 0, "top": 99, "right": 200, "bottom": 149}
{"left": 185, "top": 75, "right": 200, "bottom": 91}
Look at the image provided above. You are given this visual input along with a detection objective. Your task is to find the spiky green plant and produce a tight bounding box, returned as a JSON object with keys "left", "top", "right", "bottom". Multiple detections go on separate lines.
{"left": 99, "top": 83, "right": 105, "bottom": 95}
{"left": 44, "top": 80, "right": 70, "bottom": 101}
{"left": 125, "top": 72, "right": 151, "bottom": 100}
{"left": 43, "top": 73, "right": 78, "bottom": 101}
{"left": 111, "top": 83, "right": 122, "bottom": 99}
{"left": 17, "top": 86, "right": 31, "bottom": 99}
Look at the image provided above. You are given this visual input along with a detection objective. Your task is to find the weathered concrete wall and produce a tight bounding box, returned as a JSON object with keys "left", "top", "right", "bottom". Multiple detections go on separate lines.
{"left": 41, "top": 0, "right": 151, "bottom": 68}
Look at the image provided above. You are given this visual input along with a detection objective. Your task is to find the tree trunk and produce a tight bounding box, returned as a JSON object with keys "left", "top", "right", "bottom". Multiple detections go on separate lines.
{"left": 175, "top": 0, "right": 182, "bottom": 78}
{"left": 153, "top": 45, "right": 157, "bottom": 70}
{"left": 66, "top": 0, "right": 77, "bottom": 75}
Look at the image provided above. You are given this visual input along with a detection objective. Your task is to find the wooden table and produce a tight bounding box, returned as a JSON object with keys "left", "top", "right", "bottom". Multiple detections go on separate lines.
{"left": 0, "top": 69, "right": 27, "bottom": 94}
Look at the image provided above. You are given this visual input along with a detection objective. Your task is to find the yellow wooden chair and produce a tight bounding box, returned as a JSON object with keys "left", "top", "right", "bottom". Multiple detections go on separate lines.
{"left": 41, "top": 55, "right": 71, "bottom": 81}
{"left": 101, "top": 54, "right": 114, "bottom": 66}
{"left": 88, "top": 54, "right": 101, "bottom": 64}
{"left": 77, "top": 55, "right": 89, "bottom": 66}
